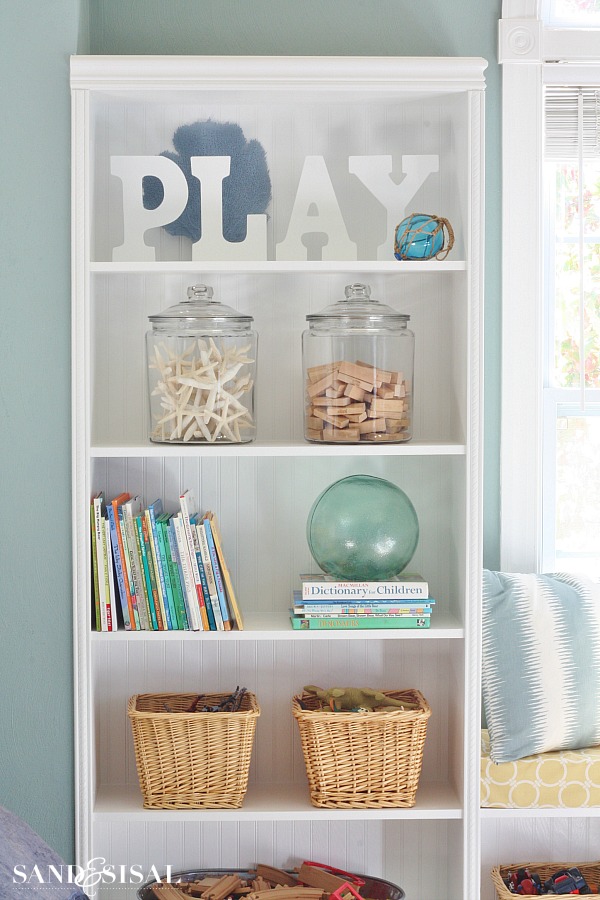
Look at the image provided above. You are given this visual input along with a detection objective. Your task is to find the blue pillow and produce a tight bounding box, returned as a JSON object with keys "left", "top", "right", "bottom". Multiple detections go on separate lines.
{"left": 482, "top": 570, "right": 600, "bottom": 763}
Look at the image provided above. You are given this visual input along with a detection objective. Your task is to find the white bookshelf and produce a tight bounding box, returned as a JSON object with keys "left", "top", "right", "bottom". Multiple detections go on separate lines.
{"left": 71, "top": 55, "right": 485, "bottom": 900}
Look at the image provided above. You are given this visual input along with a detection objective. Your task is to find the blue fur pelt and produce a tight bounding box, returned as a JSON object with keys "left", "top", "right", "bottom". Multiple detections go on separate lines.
{"left": 143, "top": 120, "right": 271, "bottom": 242}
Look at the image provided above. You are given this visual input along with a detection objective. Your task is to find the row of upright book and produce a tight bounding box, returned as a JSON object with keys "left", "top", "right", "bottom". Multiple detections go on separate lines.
{"left": 90, "top": 489, "right": 243, "bottom": 631}
{"left": 290, "top": 572, "right": 434, "bottom": 629}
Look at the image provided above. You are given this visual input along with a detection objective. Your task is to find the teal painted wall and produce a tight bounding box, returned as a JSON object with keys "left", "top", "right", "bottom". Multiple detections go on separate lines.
{"left": 0, "top": 0, "right": 501, "bottom": 864}
{"left": 0, "top": 0, "right": 88, "bottom": 863}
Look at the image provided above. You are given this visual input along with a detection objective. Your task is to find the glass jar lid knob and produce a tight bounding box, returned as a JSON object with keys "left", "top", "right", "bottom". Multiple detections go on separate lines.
{"left": 345, "top": 283, "right": 371, "bottom": 301}
{"left": 187, "top": 284, "right": 213, "bottom": 302}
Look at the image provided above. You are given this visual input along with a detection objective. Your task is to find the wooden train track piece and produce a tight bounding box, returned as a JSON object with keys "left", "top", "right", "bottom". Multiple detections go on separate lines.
{"left": 296, "top": 864, "right": 353, "bottom": 895}
{"left": 149, "top": 883, "right": 191, "bottom": 899}
{"left": 254, "top": 866, "right": 299, "bottom": 887}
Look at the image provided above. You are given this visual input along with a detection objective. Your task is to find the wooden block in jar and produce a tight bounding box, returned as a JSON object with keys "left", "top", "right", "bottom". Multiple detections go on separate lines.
{"left": 368, "top": 398, "right": 406, "bottom": 415}
{"left": 337, "top": 372, "right": 375, "bottom": 392}
{"left": 359, "top": 417, "right": 387, "bottom": 433}
{"left": 346, "top": 411, "right": 367, "bottom": 423}
{"left": 311, "top": 395, "right": 351, "bottom": 407}
{"left": 349, "top": 360, "right": 393, "bottom": 384}
{"left": 389, "top": 370, "right": 404, "bottom": 384}
{"left": 363, "top": 430, "right": 408, "bottom": 441}
{"left": 343, "top": 383, "right": 365, "bottom": 402}
{"left": 307, "top": 372, "right": 335, "bottom": 397}
{"left": 344, "top": 403, "right": 366, "bottom": 415}
{"left": 306, "top": 416, "right": 324, "bottom": 430}
{"left": 385, "top": 417, "right": 406, "bottom": 433}
{"left": 306, "top": 429, "right": 323, "bottom": 441}
{"left": 322, "top": 425, "right": 361, "bottom": 441}
{"left": 313, "top": 408, "right": 349, "bottom": 428}
{"left": 338, "top": 360, "right": 384, "bottom": 387}
{"left": 306, "top": 361, "right": 341, "bottom": 383}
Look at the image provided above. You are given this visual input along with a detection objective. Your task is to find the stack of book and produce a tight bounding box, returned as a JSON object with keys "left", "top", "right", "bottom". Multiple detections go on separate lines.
{"left": 290, "top": 573, "right": 434, "bottom": 630}
{"left": 90, "top": 489, "right": 243, "bottom": 631}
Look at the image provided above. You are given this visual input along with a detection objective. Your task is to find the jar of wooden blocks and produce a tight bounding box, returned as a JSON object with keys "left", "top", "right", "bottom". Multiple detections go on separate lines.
{"left": 146, "top": 284, "right": 257, "bottom": 443}
{"left": 302, "top": 283, "right": 414, "bottom": 443}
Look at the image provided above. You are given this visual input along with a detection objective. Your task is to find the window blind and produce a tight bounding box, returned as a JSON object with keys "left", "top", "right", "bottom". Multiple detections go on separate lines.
{"left": 545, "top": 85, "right": 600, "bottom": 158}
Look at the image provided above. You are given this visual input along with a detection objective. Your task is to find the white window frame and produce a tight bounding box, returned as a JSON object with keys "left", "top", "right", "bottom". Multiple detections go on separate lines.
{"left": 499, "top": 0, "right": 600, "bottom": 572}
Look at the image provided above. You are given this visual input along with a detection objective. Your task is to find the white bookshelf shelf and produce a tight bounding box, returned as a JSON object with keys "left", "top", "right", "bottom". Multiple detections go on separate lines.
{"left": 90, "top": 440, "right": 468, "bottom": 459}
{"left": 94, "top": 781, "right": 463, "bottom": 822}
{"left": 89, "top": 609, "right": 464, "bottom": 640}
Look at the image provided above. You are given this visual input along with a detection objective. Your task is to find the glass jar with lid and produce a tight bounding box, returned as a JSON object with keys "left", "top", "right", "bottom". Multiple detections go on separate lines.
{"left": 146, "top": 283, "right": 257, "bottom": 443}
{"left": 302, "top": 283, "right": 414, "bottom": 443}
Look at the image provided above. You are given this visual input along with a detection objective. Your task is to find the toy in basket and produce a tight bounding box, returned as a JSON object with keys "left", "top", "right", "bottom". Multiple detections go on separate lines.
{"left": 292, "top": 686, "right": 431, "bottom": 809}
{"left": 128, "top": 689, "right": 260, "bottom": 809}
{"left": 491, "top": 862, "right": 600, "bottom": 897}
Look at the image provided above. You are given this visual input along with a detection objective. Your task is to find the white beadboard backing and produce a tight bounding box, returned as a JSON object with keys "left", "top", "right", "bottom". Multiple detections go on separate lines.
{"left": 90, "top": 454, "right": 466, "bottom": 622}
{"left": 90, "top": 89, "right": 469, "bottom": 264}
{"left": 480, "top": 818, "right": 600, "bottom": 900}
{"left": 92, "top": 819, "right": 463, "bottom": 900}
{"left": 92, "top": 638, "right": 458, "bottom": 792}
{"left": 91, "top": 271, "right": 468, "bottom": 448}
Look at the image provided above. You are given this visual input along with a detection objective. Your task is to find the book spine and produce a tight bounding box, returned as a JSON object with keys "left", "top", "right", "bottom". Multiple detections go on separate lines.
{"left": 117, "top": 505, "right": 140, "bottom": 629}
{"left": 156, "top": 517, "right": 179, "bottom": 629}
{"left": 301, "top": 583, "right": 429, "bottom": 601}
{"left": 166, "top": 518, "right": 190, "bottom": 630}
{"left": 134, "top": 515, "right": 158, "bottom": 629}
{"left": 147, "top": 507, "right": 171, "bottom": 629}
{"left": 197, "top": 521, "right": 224, "bottom": 631}
{"left": 173, "top": 514, "right": 201, "bottom": 630}
{"left": 293, "top": 606, "right": 433, "bottom": 616}
{"left": 104, "top": 518, "right": 117, "bottom": 631}
{"left": 203, "top": 517, "right": 231, "bottom": 630}
{"left": 205, "top": 512, "right": 243, "bottom": 631}
{"left": 290, "top": 615, "right": 431, "bottom": 630}
{"left": 93, "top": 495, "right": 108, "bottom": 631}
{"left": 90, "top": 500, "right": 101, "bottom": 631}
{"left": 292, "top": 591, "right": 436, "bottom": 612}
{"left": 106, "top": 504, "right": 131, "bottom": 629}
{"left": 122, "top": 503, "right": 151, "bottom": 630}
{"left": 191, "top": 520, "right": 216, "bottom": 630}
{"left": 179, "top": 493, "right": 210, "bottom": 631}
{"left": 143, "top": 510, "right": 167, "bottom": 629}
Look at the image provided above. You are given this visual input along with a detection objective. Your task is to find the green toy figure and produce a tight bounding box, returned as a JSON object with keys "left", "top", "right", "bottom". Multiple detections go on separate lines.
{"left": 303, "top": 685, "right": 418, "bottom": 712}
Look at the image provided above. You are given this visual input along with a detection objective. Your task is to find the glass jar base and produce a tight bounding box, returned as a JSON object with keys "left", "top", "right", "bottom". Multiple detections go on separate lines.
{"left": 304, "top": 431, "right": 412, "bottom": 444}
{"left": 149, "top": 435, "right": 255, "bottom": 445}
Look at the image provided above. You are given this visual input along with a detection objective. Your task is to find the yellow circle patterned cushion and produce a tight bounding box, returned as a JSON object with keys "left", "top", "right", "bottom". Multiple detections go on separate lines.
{"left": 481, "top": 730, "right": 600, "bottom": 808}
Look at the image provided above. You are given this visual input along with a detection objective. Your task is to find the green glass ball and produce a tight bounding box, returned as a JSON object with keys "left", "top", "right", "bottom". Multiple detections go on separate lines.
{"left": 306, "top": 474, "right": 419, "bottom": 580}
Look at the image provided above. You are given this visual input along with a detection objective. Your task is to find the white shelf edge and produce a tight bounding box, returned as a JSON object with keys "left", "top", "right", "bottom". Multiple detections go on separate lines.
{"left": 90, "top": 610, "right": 464, "bottom": 640}
{"left": 89, "top": 440, "right": 467, "bottom": 459}
{"left": 94, "top": 781, "right": 463, "bottom": 822}
{"left": 481, "top": 806, "right": 600, "bottom": 819}
{"left": 90, "top": 261, "right": 467, "bottom": 275}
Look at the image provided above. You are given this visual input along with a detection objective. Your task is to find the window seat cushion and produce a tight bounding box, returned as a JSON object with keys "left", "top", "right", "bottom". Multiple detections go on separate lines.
{"left": 481, "top": 728, "right": 600, "bottom": 808}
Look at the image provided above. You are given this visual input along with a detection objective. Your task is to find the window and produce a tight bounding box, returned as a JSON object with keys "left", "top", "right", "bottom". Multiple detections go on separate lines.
{"left": 544, "top": 0, "right": 600, "bottom": 27}
{"left": 499, "top": 1, "right": 600, "bottom": 574}
{"left": 543, "top": 85, "right": 600, "bottom": 578}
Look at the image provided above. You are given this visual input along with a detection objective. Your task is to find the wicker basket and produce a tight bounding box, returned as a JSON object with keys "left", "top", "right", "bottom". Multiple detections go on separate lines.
{"left": 128, "top": 692, "right": 260, "bottom": 809}
{"left": 292, "top": 688, "right": 431, "bottom": 808}
{"left": 491, "top": 862, "right": 600, "bottom": 898}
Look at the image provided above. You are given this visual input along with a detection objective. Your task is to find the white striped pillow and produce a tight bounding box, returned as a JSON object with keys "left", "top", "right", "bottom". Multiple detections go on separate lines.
{"left": 482, "top": 570, "right": 600, "bottom": 763}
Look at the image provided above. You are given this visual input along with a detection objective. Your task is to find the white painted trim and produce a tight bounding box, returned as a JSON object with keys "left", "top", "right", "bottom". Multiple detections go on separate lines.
{"left": 499, "top": 59, "right": 544, "bottom": 572}
{"left": 70, "top": 55, "right": 487, "bottom": 92}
